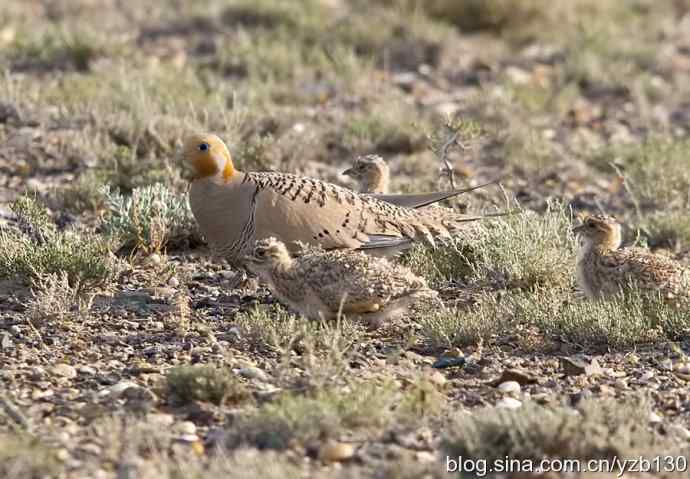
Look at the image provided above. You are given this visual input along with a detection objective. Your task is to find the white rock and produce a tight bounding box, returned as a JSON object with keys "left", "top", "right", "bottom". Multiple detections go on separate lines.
{"left": 147, "top": 413, "right": 175, "bottom": 428}
{"left": 237, "top": 367, "right": 268, "bottom": 381}
{"left": 177, "top": 434, "right": 200, "bottom": 443}
{"left": 673, "top": 425, "right": 690, "bottom": 440}
{"left": 52, "top": 364, "right": 77, "bottom": 379}
{"left": 174, "top": 421, "right": 197, "bottom": 435}
{"left": 498, "top": 381, "right": 521, "bottom": 394}
{"left": 648, "top": 412, "right": 662, "bottom": 424}
{"left": 496, "top": 397, "right": 522, "bottom": 409}
{"left": 415, "top": 451, "right": 437, "bottom": 463}
{"left": 104, "top": 381, "right": 139, "bottom": 397}
{"left": 168, "top": 276, "right": 180, "bottom": 288}
{"left": 427, "top": 370, "right": 447, "bottom": 387}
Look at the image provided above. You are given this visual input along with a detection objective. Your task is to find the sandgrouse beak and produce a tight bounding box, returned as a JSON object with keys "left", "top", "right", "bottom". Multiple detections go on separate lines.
{"left": 572, "top": 224, "right": 585, "bottom": 234}
{"left": 341, "top": 167, "right": 355, "bottom": 177}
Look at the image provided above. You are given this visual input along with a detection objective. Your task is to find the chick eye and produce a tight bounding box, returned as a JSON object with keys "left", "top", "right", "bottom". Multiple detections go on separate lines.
{"left": 587, "top": 222, "right": 595, "bottom": 228}
{"left": 255, "top": 249, "right": 266, "bottom": 257}
{"left": 198, "top": 142, "right": 210, "bottom": 152}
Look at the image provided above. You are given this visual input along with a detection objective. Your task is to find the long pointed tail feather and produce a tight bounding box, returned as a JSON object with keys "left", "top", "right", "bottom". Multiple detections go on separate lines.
{"left": 371, "top": 177, "right": 505, "bottom": 209}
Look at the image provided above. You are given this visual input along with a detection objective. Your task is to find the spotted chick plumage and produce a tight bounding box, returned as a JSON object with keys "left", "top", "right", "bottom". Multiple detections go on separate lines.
{"left": 574, "top": 214, "right": 690, "bottom": 301}
{"left": 342, "top": 154, "right": 390, "bottom": 194}
{"left": 245, "top": 237, "right": 439, "bottom": 325}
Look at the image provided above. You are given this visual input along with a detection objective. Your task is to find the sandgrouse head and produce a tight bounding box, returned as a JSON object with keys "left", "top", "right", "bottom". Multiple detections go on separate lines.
{"left": 572, "top": 214, "right": 622, "bottom": 251}
{"left": 244, "top": 237, "right": 292, "bottom": 270}
{"left": 342, "top": 155, "right": 388, "bottom": 191}
{"left": 183, "top": 133, "right": 235, "bottom": 181}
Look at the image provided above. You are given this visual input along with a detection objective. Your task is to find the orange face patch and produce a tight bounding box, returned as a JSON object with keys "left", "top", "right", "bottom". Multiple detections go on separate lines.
{"left": 184, "top": 134, "right": 236, "bottom": 181}
{"left": 193, "top": 153, "right": 220, "bottom": 178}
{"left": 222, "top": 158, "right": 234, "bottom": 181}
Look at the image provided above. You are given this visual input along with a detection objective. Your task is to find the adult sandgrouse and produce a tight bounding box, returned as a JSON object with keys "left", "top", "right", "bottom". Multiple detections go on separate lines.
{"left": 573, "top": 215, "right": 690, "bottom": 301}
{"left": 342, "top": 154, "right": 390, "bottom": 194}
{"left": 244, "top": 237, "right": 439, "bottom": 325}
{"left": 185, "top": 133, "right": 501, "bottom": 264}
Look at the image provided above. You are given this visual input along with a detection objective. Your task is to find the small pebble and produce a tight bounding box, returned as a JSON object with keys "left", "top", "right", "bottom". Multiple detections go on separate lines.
{"left": 105, "top": 381, "right": 140, "bottom": 397}
{"left": 52, "top": 364, "right": 77, "bottom": 379}
{"left": 78, "top": 366, "right": 97, "bottom": 375}
{"left": 175, "top": 421, "right": 197, "bottom": 436}
{"left": 55, "top": 448, "right": 70, "bottom": 462}
{"left": 496, "top": 397, "right": 522, "bottom": 409}
{"left": 32, "top": 389, "right": 54, "bottom": 400}
{"left": 415, "top": 451, "right": 436, "bottom": 463}
{"left": 427, "top": 370, "right": 447, "bottom": 387}
{"left": 227, "top": 326, "right": 241, "bottom": 340}
{"left": 151, "top": 321, "right": 165, "bottom": 331}
{"left": 649, "top": 412, "right": 662, "bottom": 424}
{"left": 498, "top": 381, "right": 521, "bottom": 394}
{"left": 168, "top": 276, "right": 180, "bottom": 287}
{"left": 673, "top": 426, "right": 690, "bottom": 440}
{"left": 147, "top": 413, "right": 175, "bottom": 427}
{"left": 1, "top": 332, "right": 13, "bottom": 350}
{"left": 237, "top": 367, "right": 269, "bottom": 381}
{"left": 174, "top": 421, "right": 199, "bottom": 442}
{"left": 80, "top": 443, "right": 102, "bottom": 456}
{"left": 319, "top": 441, "right": 355, "bottom": 462}
{"left": 661, "top": 359, "right": 673, "bottom": 371}
{"left": 432, "top": 356, "right": 466, "bottom": 369}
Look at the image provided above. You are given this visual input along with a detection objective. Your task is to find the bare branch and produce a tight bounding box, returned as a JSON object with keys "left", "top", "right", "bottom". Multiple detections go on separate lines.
{"left": 439, "top": 128, "right": 459, "bottom": 188}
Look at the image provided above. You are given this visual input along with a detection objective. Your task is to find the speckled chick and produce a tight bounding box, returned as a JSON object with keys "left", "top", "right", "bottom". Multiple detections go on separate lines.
{"left": 185, "top": 133, "right": 502, "bottom": 264}
{"left": 573, "top": 214, "right": 690, "bottom": 301}
{"left": 342, "top": 154, "right": 390, "bottom": 194}
{"left": 244, "top": 237, "right": 440, "bottom": 325}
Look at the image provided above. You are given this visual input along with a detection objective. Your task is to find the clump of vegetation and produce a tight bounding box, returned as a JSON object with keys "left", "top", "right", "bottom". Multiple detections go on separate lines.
{"left": 407, "top": 205, "right": 576, "bottom": 290}
{"left": 640, "top": 211, "right": 690, "bottom": 251}
{"left": 0, "top": 195, "right": 115, "bottom": 292}
{"left": 234, "top": 306, "right": 367, "bottom": 389}
{"left": 26, "top": 271, "right": 91, "bottom": 325}
{"left": 343, "top": 107, "right": 428, "bottom": 154}
{"left": 226, "top": 380, "right": 398, "bottom": 450}
{"left": 468, "top": 206, "right": 576, "bottom": 289}
{"left": 419, "top": 293, "right": 508, "bottom": 349}
{"left": 521, "top": 288, "right": 690, "bottom": 348}
{"left": 597, "top": 137, "right": 690, "bottom": 208}
{"left": 102, "top": 183, "right": 197, "bottom": 254}
{"left": 411, "top": 0, "right": 544, "bottom": 35}
{"left": 422, "top": 285, "right": 690, "bottom": 350}
{"left": 444, "top": 396, "right": 687, "bottom": 465}
{"left": 166, "top": 365, "right": 250, "bottom": 407}
{"left": 8, "top": 26, "right": 103, "bottom": 71}
{"left": 0, "top": 434, "right": 60, "bottom": 479}
{"left": 233, "top": 306, "right": 366, "bottom": 356}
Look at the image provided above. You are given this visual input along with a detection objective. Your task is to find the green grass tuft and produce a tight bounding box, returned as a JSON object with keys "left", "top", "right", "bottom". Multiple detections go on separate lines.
{"left": 444, "top": 396, "right": 688, "bottom": 466}
{"left": 102, "top": 183, "right": 197, "bottom": 254}
{"left": 166, "top": 365, "right": 250, "bottom": 407}
{"left": 0, "top": 195, "right": 115, "bottom": 292}
{"left": 226, "top": 380, "right": 398, "bottom": 450}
